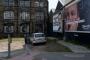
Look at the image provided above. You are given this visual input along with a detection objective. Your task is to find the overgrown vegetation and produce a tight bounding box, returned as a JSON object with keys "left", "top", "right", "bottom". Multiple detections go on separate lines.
{"left": 66, "top": 40, "right": 90, "bottom": 49}
{"left": 0, "top": 38, "right": 24, "bottom": 43}
{"left": 65, "top": 40, "right": 80, "bottom": 45}
{"left": 45, "top": 37, "right": 72, "bottom": 52}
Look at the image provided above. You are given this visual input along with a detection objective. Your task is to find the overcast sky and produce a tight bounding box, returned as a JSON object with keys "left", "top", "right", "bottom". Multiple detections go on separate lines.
{"left": 48, "top": 0, "right": 58, "bottom": 11}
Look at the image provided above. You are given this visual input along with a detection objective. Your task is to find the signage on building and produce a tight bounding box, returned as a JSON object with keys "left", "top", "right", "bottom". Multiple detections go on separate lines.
{"left": 53, "top": 14, "right": 62, "bottom": 32}
{"left": 64, "top": 0, "right": 90, "bottom": 33}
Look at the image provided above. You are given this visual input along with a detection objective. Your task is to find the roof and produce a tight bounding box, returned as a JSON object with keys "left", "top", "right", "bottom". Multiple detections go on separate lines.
{"left": 55, "top": 1, "right": 63, "bottom": 13}
{"left": 53, "top": 1, "right": 63, "bottom": 15}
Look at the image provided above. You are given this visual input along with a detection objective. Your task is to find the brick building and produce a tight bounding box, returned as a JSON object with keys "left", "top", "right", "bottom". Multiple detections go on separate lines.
{"left": 0, "top": 0, "right": 48, "bottom": 37}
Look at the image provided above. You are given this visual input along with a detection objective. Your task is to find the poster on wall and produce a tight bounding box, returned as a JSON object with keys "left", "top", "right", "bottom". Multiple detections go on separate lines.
{"left": 53, "top": 14, "right": 62, "bottom": 32}
{"left": 65, "top": 0, "right": 90, "bottom": 32}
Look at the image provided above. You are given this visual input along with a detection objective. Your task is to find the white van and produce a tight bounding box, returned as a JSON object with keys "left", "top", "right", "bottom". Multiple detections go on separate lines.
{"left": 30, "top": 33, "right": 46, "bottom": 44}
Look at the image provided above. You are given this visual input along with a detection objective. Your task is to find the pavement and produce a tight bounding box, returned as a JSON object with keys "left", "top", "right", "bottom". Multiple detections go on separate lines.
{"left": 9, "top": 51, "right": 40, "bottom": 60}
{"left": 58, "top": 41, "right": 90, "bottom": 53}
{"left": 1, "top": 51, "right": 90, "bottom": 60}
{"left": 0, "top": 47, "right": 41, "bottom": 60}
{"left": 0, "top": 45, "right": 46, "bottom": 60}
{"left": 0, "top": 49, "right": 25, "bottom": 58}
{"left": 33, "top": 52, "right": 90, "bottom": 60}
{"left": 1, "top": 52, "right": 90, "bottom": 60}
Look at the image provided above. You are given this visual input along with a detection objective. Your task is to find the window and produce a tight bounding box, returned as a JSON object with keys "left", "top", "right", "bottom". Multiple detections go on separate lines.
{"left": 34, "top": 1, "right": 44, "bottom": 7}
{"left": 19, "top": 7, "right": 29, "bottom": 11}
{"left": 19, "top": 1, "right": 24, "bottom": 7}
{"left": 40, "top": 2, "right": 44, "bottom": 7}
{"left": 34, "top": 1, "right": 39, "bottom": 7}
{"left": 35, "top": 12, "right": 44, "bottom": 20}
{"left": 3, "top": 0, "right": 14, "bottom": 6}
{"left": 45, "top": 2, "right": 47, "bottom": 7}
{"left": 19, "top": 12, "right": 30, "bottom": 20}
{"left": 4, "top": 11, "right": 14, "bottom": 19}
{"left": 4, "top": 26, "right": 14, "bottom": 33}
{"left": 24, "top": 1, "right": 30, "bottom": 7}
{"left": 20, "top": 25, "right": 29, "bottom": 33}
{"left": 19, "top": 0, "right": 30, "bottom": 7}
{"left": 31, "top": 14, "right": 35, "bottom": 19}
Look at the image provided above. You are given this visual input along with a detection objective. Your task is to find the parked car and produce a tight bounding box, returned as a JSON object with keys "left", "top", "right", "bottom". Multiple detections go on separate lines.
{"left": 30, "top": 33, "right": 47, "bottom": 44}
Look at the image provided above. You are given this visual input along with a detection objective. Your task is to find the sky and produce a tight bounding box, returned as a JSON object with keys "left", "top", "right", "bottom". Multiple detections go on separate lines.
{"left": 48, "top": 0, "right": 58, "bottom": 11}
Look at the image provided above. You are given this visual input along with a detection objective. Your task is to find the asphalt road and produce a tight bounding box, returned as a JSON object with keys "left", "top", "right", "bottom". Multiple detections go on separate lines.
{"left": 34, "top": 52, "right": 90, "bottom": 60}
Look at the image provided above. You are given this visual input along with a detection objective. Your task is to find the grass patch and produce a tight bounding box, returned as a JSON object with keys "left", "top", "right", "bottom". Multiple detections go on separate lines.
{"left": 0, "top": 38, "right": 24, "bottom": 42}
{"left": 83, "top": 45, "right": 90, "bottom": 49}
{"left": 66, "top": 40, "right": 90, "bottom": 49}
{"left": 66, "top": 40, "right": 80, "bottom": 45}
{"left": 45, "top": 37, "right": 72, "bottom": 52}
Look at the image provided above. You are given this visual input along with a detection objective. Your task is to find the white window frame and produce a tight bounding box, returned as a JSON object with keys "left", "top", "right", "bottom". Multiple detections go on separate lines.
{"left": 4, "top": 11, "right": 14, "bottom": 19}
{"left": 3, "top": 0, "right": 14, "bottom": 6}
{"left": 34, "top": 1, "right": 39, "bottom": 7}
{"left": 19, "top": 12, "right": 30, "bottom": 20}
{"left": 4, "top": 26, "right": 14, "bottom": 33}
{"left": 19, "top": 1, "right": 30, "bottom": 7}
{"left": 34, "top": 1, "right": 44, "bottom": 7}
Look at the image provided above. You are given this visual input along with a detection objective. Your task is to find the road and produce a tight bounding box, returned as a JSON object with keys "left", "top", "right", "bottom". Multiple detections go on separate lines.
{"left": 8, "top": 45, "right": 90, "bottom": 60}
{"left": 34, "top": 52, "right": 90, "bottom": 60}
